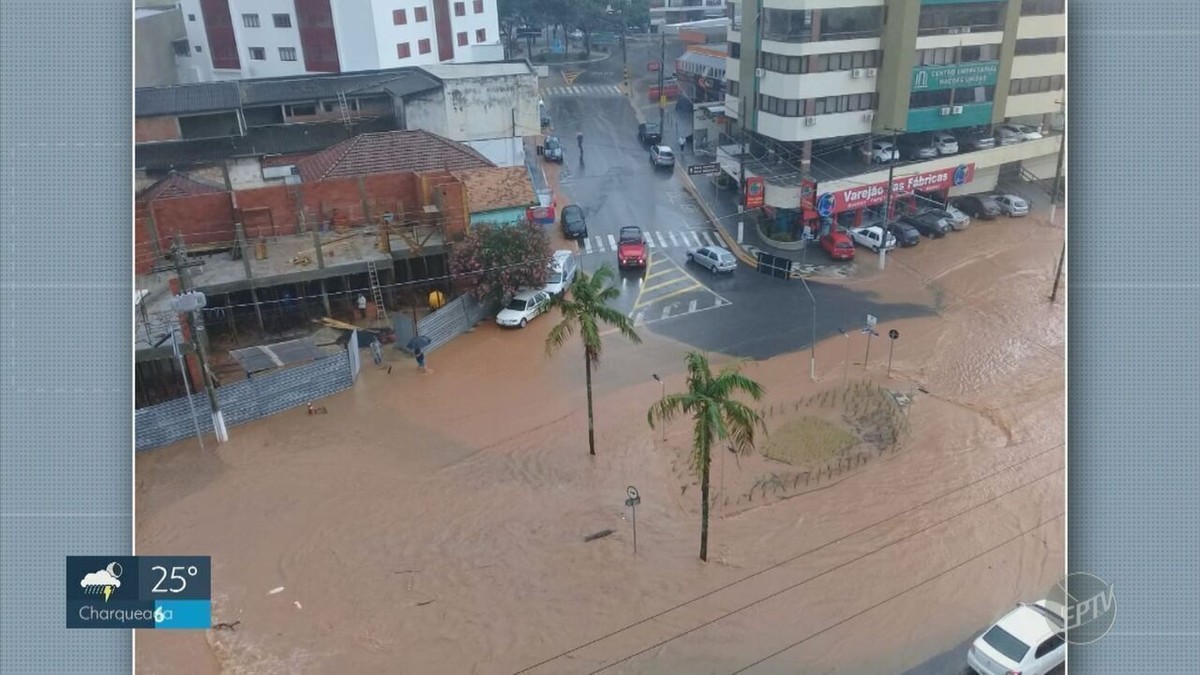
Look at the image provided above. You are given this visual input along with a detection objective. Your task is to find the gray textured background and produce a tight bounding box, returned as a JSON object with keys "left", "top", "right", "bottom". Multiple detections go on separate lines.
{"left": 1, "top": 1, "right": 1199, "bottom": 673}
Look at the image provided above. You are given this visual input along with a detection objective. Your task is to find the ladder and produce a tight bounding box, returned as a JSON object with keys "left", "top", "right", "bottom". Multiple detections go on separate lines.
{"left": 366, "top": 261, "right": 387, "bottom": 322}
{"left": 337, "top": 91, "right": 352, "bottom": 130}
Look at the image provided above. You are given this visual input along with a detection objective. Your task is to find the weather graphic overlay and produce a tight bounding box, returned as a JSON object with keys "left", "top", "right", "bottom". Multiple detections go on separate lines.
{"left": 66, "top": 556, "right": 212, "bottom": 630}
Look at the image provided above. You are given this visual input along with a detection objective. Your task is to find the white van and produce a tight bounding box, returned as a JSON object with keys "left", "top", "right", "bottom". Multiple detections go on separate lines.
{"left": 542, "top": 250, "right": 577, "bottom": 297}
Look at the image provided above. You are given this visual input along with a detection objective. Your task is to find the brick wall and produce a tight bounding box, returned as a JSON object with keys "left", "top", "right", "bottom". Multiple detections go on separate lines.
{"left": 135, "top": 350, "right": 355, "bottom": 451}
{"left": 135, "top": 116, "right": 181, "bottom": 143}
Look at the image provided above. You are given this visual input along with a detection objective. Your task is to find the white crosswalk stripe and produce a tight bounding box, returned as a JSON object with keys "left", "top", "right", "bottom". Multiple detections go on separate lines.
{"left": 542, "top": 84, "right": 623, "bottom": 97}
{"left": 585, "top": 236, "right": 597, "bottom": 253}
{"left": 701, "top": 231, "right": 717, "bottom": 247}
{"left": 607, "top": 233, "right": 618, "bottom": 250}
{"left": 656, "top": 232, "right": 669, "bottom": 248}
{"left": 578, "top": 230, "right": 725, "bottom": 256}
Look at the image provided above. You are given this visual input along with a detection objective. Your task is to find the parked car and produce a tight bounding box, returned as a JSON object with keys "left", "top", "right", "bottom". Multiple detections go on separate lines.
{"left": 967, "top": 600, "right": 1065, "bottom": 675}
{"left": 860, "top": 140, "right": 899, "bottom": 164}
{"left": 542, "top": 250, "right": 578, "bottom": 297}
{"left": 994, "top": 125, "right": 1022, "bottom": 146}
{"left": 994, "top": 194, "right": 1031, "bottom": 217}
{"left": 819, "top": 230, "right": 857, "bottom": 260}
{"left": 900, "top": 213, "right": 950, "bottom": 238}
{"left": 952, "top": 194, "right": 1002, "bottom": 220}
{"left": 919, "top": 206, "right": 970, "bottom": 231}
{"left": 849, "top": 225, "right": 897, "bottom": 252}
{"left": 932, "top": 132, "right": 959, "bottom": 155}
{"left": 496, "top": 289, "right": 552, "bottom": 328}
{"left": 998, "top": 123, "right": 1043, "bottom": 141}
{"left": 638, "top": 122, "right": 662, "bottom": 145}
{"left": 900, "top": 134, "right": 938, "bottom": 160}
{"left": 957, "top": 128, "right": 996, "bottom": 151}
{"left": 885, "top": 220, "right": 921, "bottom": 247}
{"left": 650, "top": 144, "right": 676, "bottom": 168}
{"left": 686, "top": 245, "right": 737, "bottom": 273}
{"left": 617, "top": 225, "right": 648, "bottom": 268}
{"left": 543, "top": 135, "right": 564, "bottom": 162}
{"left": 560, "top": 204, "right": 587, "bottom": 239}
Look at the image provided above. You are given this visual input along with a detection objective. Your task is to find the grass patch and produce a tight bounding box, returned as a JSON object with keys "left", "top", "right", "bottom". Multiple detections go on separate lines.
{"left": 762, "top": 415, "right": 858, "bottom": 467}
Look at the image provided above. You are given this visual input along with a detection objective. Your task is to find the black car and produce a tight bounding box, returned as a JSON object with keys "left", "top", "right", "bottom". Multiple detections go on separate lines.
{"left": 886, "top": 220, "right": 921, "bottom": 247}
{"left": 560, "top": 204, "right": 587, "bottom": 239}
{"left": 638, "top": 122, "right": 662, "bottom": 145}
{"left": 952, "top": 195, "right": 1001, "bottom": 220}
{"left": 899, "top": 213, "right": 950, "bottom": 239}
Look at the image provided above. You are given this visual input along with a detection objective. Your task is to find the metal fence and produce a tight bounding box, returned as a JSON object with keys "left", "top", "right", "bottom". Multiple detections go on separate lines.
{"left": 394, "top": 293, "right": 494, "bottom": 354}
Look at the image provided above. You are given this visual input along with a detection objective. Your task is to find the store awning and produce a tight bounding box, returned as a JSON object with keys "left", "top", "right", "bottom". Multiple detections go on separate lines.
{"left": 677, "top": 50, "right": 726, "bottom": 76}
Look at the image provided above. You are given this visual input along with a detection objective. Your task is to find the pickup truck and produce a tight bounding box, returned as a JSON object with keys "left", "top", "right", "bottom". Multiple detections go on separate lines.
{"left": 617, "top": 226, "right": 648, "bottom": 268}
{"left": 849, "top": 225, "right": 897, "bottom": 252}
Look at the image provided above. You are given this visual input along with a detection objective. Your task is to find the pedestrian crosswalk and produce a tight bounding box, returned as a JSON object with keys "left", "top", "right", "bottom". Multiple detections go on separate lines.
{"left": 580, "top": 229, "right": 724, "bottom": 255}
{"left": 542, "top": 85, "right": 624, "bottom": 98}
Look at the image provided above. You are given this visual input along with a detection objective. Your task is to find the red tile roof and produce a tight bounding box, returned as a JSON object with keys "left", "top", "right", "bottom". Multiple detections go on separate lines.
{"left": 450, "top": 167, "right": 538, "bottom": 214}
{"left": 295, "top": 130, "right": 495, "bottom": 183}
{"left": 138, "top": 172, "right": 227, "bottom": 201}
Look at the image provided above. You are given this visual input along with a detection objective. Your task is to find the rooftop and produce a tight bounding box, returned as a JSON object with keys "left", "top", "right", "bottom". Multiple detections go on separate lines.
{"left": 137, "top": 172, "right": 227, "bottom": 201}
{"left": 419, "top": 61, "right": 535, "bottom": 80}
{"left": 295, "top": 130, "right": 495, "bottom": 182}
{"left": 450, "top": 166, "right": 538, "bottom": 214}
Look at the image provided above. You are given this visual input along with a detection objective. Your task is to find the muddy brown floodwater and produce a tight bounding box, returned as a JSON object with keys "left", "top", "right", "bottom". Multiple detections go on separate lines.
{"left": 136, "top": 211, "right": 1065, "bottom": 675}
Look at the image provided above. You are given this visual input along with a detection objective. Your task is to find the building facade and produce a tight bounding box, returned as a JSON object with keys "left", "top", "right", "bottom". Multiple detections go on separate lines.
{"left": 136, "top": 4, "right": 190, "bottom": 87}
{"left": 174, "top": 0, "right": 502, "bottom": 82}
{"left": 721, "top": 0, "right": 1065, "bottom": 230}
{"left": 651, "top": 0, "right": 728, "bottom": 27}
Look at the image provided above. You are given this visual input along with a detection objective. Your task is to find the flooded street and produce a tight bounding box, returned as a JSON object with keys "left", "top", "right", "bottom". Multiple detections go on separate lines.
{"left": 136, "top": 212, "right": 1064, "bottom": 674}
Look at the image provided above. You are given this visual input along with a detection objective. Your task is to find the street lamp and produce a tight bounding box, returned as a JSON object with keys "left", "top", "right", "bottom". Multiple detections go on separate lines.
{"left": 799, "top": 276, "right": 816, "bottom": 380}
{"left": 652, "top": 373, "right": 666, "bottom": 441}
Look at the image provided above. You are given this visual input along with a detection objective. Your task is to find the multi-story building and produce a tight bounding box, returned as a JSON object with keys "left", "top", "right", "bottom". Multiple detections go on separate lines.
{"left": 651, "top": 0, "right": 728, "bottom": 27}
{"left": 174, "top": 0, "right": 502, "bottom": 82}
{"left": 720, "top": 0, "right": 1065, "bottom": 232}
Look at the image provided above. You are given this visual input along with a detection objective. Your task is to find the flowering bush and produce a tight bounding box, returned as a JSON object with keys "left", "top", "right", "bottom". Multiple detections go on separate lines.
{"left": 449, "top": 220, "right": 552, "bottom": 302}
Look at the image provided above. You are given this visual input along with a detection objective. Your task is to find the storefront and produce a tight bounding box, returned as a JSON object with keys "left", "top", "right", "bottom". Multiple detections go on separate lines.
{"left": 814, "top": 163, "right": 976, "bottom": 234}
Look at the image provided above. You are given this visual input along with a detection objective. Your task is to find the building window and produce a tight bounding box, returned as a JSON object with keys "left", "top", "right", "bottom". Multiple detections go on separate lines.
{"left": 728, "top": 79, "right": 739, "bottom": 96}
{"left": 455, "top": 2, "right": 466, "bottom": 17}
{"left": 811, "top": 51, "right": 878, "bottom": 73}
{"left": 1009, "top": 75, "right": 1065, "bottom": 96}
{"left": 457, "top": 31, "right": 468, "bottom": 46}
{"left": 249, "top": 47, "right": 266, "bottom": 60}
{"left": 759, "top": 52, "right": 807, "bottom": 74}
{"left": 729, "top": 42, "right": 740, "bottom": 59}
{"left": 1015, "top": 37, "right": 1065, "bottom": 55}
{"left": 393, "top": 9, "right": 407, "bottom": 25}
{"left": 918, "top": 4, "right": 1005, "bottom": 36}
{"left": 397, "top": 42, "right": 412, "bottom": 59}
{"left": 474, "top": 0, "right": 484, "bottom": 13}
{"left": 287, "top": 104, "right": 317, "bottom": 116}
{"left": 195, "top": 45, "right": 203, "bottom": 53}
{"left": 1021, "top": 0, "right": 1065, "bottom": 16}
{"left": 415, "top": 6, "right": 428, "bottom": 22}
{"left": 279, "top": 47, "right": 297, "bottom": 61}
{"left": 811, "top": 93, "right": 876, "bottom": 115}
{"left": 188, "top": 14, "right": 196, "bottom": 21}
{"left": 476, "top": 28, "right": 486, "bottom": 43}
{"left": 243, "top": 13, "right": 260, "bottom": 28}
{"left": 273, "top": 13, "right": 292, "bottom": 28}
{"left": 419, "top": 38, "right": 432, "bottom": 54}
{"left": 762, "top": 7, "right": 883, "bottom": 43}
{"left": 173, "top": 39, "right": 191, "bottom": 57}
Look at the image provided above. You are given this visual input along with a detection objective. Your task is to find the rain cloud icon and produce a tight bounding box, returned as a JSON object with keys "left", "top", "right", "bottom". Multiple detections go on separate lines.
{"left": 80, "top": 562, "right": 123, "bottom": 602}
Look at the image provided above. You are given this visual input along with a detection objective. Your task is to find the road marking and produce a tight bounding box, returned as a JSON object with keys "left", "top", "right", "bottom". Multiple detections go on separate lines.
{"left": 668, "top": 231, "right": 680, "bottom": 247}
{"left": 607, "top": 234, "right": 618, "bottom": 250}
{"left": 633, "top": 311, "right": 646, "bottom": 326}
{"left": 701, "top": 231, "right": 717, "bottom": 247}
{"left": 639, "top": 275, "right": 695, "bottom": 295}
{"left": 656, "top": 232, "right": 668, "bottom": 247}
{"left": 645, "top": 267, "right": 674, "bottom": 280}
{"left": 622, "top": 276, "right": 628, "bottom": 289}
{"left": 689, "top": 299, "right": 698, "bottom": 313}
{"left": 662, "top": 305, "right": 674, "bottom": 319}
{"left": 646, "top": 235, "right": 656, "bottom": 249}
{"left": 583, "top": 237, "right": 594, "bottom": 254}
{"left": 635, "top": 282, "right": 704, "bottom": 308}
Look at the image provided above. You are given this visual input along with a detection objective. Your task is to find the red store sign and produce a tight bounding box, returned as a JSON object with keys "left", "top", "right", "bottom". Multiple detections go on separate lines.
{"left": 816, "top": 163, "right": 976, "bottom": 217}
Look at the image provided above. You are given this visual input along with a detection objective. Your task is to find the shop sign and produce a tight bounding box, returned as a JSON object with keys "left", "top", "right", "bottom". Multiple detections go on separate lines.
{"left": 816, "top": 163, "right": 975, "bottom": 216}
{"left": 911, "top": 61, "right": 999, "bottom": 91}
{"left": 744, "top": 176, "right": 765, "bottom": 209}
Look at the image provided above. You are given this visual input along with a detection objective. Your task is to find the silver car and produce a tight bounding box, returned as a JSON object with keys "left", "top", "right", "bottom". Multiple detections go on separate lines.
{"left": 650, "top": 144, "right": 675, "bottom": 168}
{"left": 921, "top": 205, "right": 971, "bottom": 230}
{"left": 686, "top": 245, "right": 737, "bottom": 274}
{"left": 995, "top": 194, "right": 1030, "bottom": 217}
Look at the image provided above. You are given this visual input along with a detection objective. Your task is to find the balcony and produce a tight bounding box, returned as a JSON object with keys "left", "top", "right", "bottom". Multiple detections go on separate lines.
{"left": 756, "top": 109, "right": 874, "bottom": 143}
{"left": 758, "top": 70, "right": 878, "bottom": 101}
{"left": 906, "top": 102, "right": 993, "bottom": 132}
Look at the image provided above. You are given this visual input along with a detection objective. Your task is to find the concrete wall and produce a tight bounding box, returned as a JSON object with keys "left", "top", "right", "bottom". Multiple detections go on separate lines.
{"left": 404, "top": 90, "right": 451, "bottom": 137}
{"left": 136, "top": 7, "right": 188, "bottom": 88}
{"left": 135, "top": 348, "right": 356, "bottom": 451}
{"left": 462, "top": 137, "right": 525, "bottom": 167}
{"left": 135, "top": 116, "right": 183, "bottom": 143}
{"left": 440, "top": 74, "right": 541, "bottom": 142}
{"left": 330, "top": 0, "right": 380, "bottom": 71}
{"left": 226, "top": 156, "right": 268, "bottom": 189}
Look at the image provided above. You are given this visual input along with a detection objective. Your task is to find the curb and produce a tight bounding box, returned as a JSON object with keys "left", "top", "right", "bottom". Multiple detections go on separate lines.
{"left": 677, "top": 170, "right": 759, "bottom": 270}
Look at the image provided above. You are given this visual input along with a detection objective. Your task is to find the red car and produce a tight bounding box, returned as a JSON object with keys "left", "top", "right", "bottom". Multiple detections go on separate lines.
{"left": 820, "top": 230, "right": 856, "bottom": 261}
{"left": 618, "top": 226, "right": 648, "bottom": 268}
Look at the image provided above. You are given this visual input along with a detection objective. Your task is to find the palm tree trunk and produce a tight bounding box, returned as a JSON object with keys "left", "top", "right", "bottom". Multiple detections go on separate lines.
{"left": 699, "top": 443, "right": 710, "bottom": 561}
{"left": 585, "top": 352, "right": 596, "bottom": 456}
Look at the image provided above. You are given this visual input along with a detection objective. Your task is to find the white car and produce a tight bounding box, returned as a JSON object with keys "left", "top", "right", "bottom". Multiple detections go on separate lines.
{"left": 849, "top": 225, "right": 897, "bottom": 252}
{"left": 932, "top": 132, "right": 959, "bottom": 155}
{"left": 997, "top": 124, "right": 1043, "bottom": 142}
{"left": 686, "top": 245, "right": 737, "bottom": 273}
{"left": 496, "top": 289, "right": 552, "bottom": 328}
{"left": 967, "top": 600, "right": 1065, "bottom": 675}
{"left": 860, "top": 140, "right": 899, "bottom": 164}
{"left": 994, "top": 194, "right": 1030, "bottom": 217}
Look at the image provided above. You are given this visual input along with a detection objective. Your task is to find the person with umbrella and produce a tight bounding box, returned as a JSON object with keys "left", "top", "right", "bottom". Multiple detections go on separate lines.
{"left": 407, "top": 334, "right": 432, "bottom": 373}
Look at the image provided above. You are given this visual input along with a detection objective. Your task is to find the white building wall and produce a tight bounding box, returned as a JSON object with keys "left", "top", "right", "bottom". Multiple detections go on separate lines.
{"left": 463, "top": 137, "right": 525, "bottom": 167}
{"left": 331, "top": 0, "right": 382, "bottom": 71}
{"left": 1016, "top": 13, "right": 1066, "bottom": 40}
{"left": 1005, "top": 91, "right": 1063, "bottom": 118}
{"left": 1010, "top": 53, "right": 1065, "bottom": 79}
{"left": 763, "top": 0, "right": 883, "bottom": 10}
{"left": 450, "top": 1, "right": 500, "bottom": 63}
{"left": 366, "top": 0, "right": 440, "bottom": 68}
{"left": 439, "top": 75, "right": 540, "bottom": 141}
{"left": 758, "top": 70, "right": 877, "bottom": 100}
{"left": 178, "top": 0, "right": 218, "bottom": 81}
{"left": 228, "top": 0, "right": 309, "bottom": 79}
{"left": 756, "top": 110, "right": 873, "bottom": 143}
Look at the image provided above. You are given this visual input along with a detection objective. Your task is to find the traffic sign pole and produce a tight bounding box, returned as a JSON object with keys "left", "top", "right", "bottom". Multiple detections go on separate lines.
{"left": 625, "top": 486, "right": 641, "bottom": 555}
{"left": 887, "top": 329, "right": 900, "bottom": 378}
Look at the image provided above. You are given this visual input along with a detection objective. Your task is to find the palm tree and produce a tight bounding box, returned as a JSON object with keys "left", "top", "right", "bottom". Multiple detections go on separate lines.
{"left": 647, "top": 352, "right": 765, "bottom": 561}
{"left": 546, "top": 264, "right": 642, "bottom": 456}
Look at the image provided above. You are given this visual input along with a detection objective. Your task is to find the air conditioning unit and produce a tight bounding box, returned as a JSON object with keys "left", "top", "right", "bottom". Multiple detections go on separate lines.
{"left": 804, "top": 116, "right": 817, "bottom": 126}
{"left": 939, "top": 107, "right": 952, "bottom": 116}
{"left": 861, "top": 111, "right": 875, "bottom": 122}
{"left": 952, "top": 105, "right": 964, "bottom": 114}
{"left": 865, "top": 68, "right": 877, "bottom": 78}
{"left": 754, "top": 67, "right": 765, "bottom": 79}
{"left": 851, "top": 68, "right": 863, "bottom": 79}
{"left": 961, "top": 26, "right": 971, "bottom": 34}
{"left": 948, "top": 27, "right": 960, "bottom": 35}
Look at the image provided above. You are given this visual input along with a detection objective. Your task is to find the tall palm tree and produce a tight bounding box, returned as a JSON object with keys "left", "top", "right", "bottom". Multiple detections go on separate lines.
{"left": 546, "top": 264, "right": 642, "bottom": 456}
{"left": 647, "top": 352, "right": 765, "bottom": 561}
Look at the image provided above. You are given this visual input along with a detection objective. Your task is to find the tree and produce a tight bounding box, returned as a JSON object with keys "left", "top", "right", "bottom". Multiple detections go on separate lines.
{"left": 545, "top": 265, "right": 642, "bottom": 456}
{"left": 647, "top": 352, "right": 765, "bottom": 561}
{"left": 449, "top": 220, "right": 551, "bottom": 304}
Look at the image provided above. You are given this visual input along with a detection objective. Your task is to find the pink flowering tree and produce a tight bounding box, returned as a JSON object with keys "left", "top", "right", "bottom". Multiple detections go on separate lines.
{"left": 449, "top": 220, "right": 552, "bottom": 303}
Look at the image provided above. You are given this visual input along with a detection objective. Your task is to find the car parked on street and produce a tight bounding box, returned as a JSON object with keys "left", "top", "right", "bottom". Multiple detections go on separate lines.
{"left": 952, "top": 194, "right": 1002, "bottom": 220}
{"left": 617, "top": 225, "right": 648, "bottom": 268}
{"left": 686, "top": 245, "right": 737, "bottom": 273}
{"left": 994, "top": 125, "right": 1022, "bottom": 145}
{"left": 997, "top": 123, "right": 1043, "bottom": 141}
{"left": 885, "top": 220, "right": 921, "bottom": 247}
{"left": 543, "top": 135, "right": 564, "bottom": 162}
{"left": 849, "top": 225, "right": 897, "bottom": 252}
{"left": 496, "top": 289, "right": 552, "bottom": 328}
{"left": 966, "top": 600, "right": 1065, "bottom": 675}
{"left": 994, "top": 194, "right": 1031, "bottom": 217}
{"left": 900, "top": 212, "right": 951, "bottom": 238}
{"left": 637, "top": 122, "right": 662, "bottom": 145}
{"left": 560, "top": 204, "right": 587, "bottom": 239}
{"left": 957, "top": 128, "right": 996, "bottom": 151}
{"left": 541, "top": 250, "right": 578, "bottom": 297}
{"left": 900, "top": 134, "right": 938, "bottom": 160}
{"left": 819, "top": 230, "right": 857, "bottom": 260}
{"left": 919, "top": 206, "right": 970, "bottom": 231}
{"left": 932, "top": 132, "right": 959, "bottom": 155}
{"left": 860, "top": 140, "right": 899, "bottom": 164}
{"left": 650, "top": 144, "right": 675, "bottom": 168}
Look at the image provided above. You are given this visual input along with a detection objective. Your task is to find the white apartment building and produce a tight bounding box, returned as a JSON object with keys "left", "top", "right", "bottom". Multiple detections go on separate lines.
{"left": 174, "top": 0, "right": 502, "bottom": 82}
{"left": 650, "top": 0, "right": 727, "bottom": 27}
{"left": 721, "top": 0, "right": 1065, "bottom": 229}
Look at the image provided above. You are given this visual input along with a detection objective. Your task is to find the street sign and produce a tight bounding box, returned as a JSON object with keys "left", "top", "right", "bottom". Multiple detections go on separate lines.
{"left": 626, "top": 486, "right": 640, "bottom": 503}
{"left": 687, "top": 162, "right": 721, "bottom": 176}
{"left": 562, "top": 70, "right": 583, "bottom": 86}
{"left": 889, "top": 329, "right": 899, "bottom": 340}
{"left": 592, "top": 32, "right": 618, "bottom": 46}
{"left": 625, "top": 486, "right": 641, "bottom": 555}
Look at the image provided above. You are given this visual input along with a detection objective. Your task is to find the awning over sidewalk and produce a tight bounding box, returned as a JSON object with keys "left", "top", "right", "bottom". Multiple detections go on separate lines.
{"left": 677, "top": 50, "right": 726, "bottom": 76}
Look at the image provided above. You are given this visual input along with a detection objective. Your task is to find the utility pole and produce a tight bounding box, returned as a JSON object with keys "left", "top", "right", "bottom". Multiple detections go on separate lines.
{"left": 658, "top": 31, "right": 666, "bottom": 130}
{"left": 880, "top": 126, "right": 902, "bottom": 271}
{"left": 800, "top": 277, "right": 816, "bottom": 380}
{"left": 1049, "top": 102, "right": 1066, "bottom": 302}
